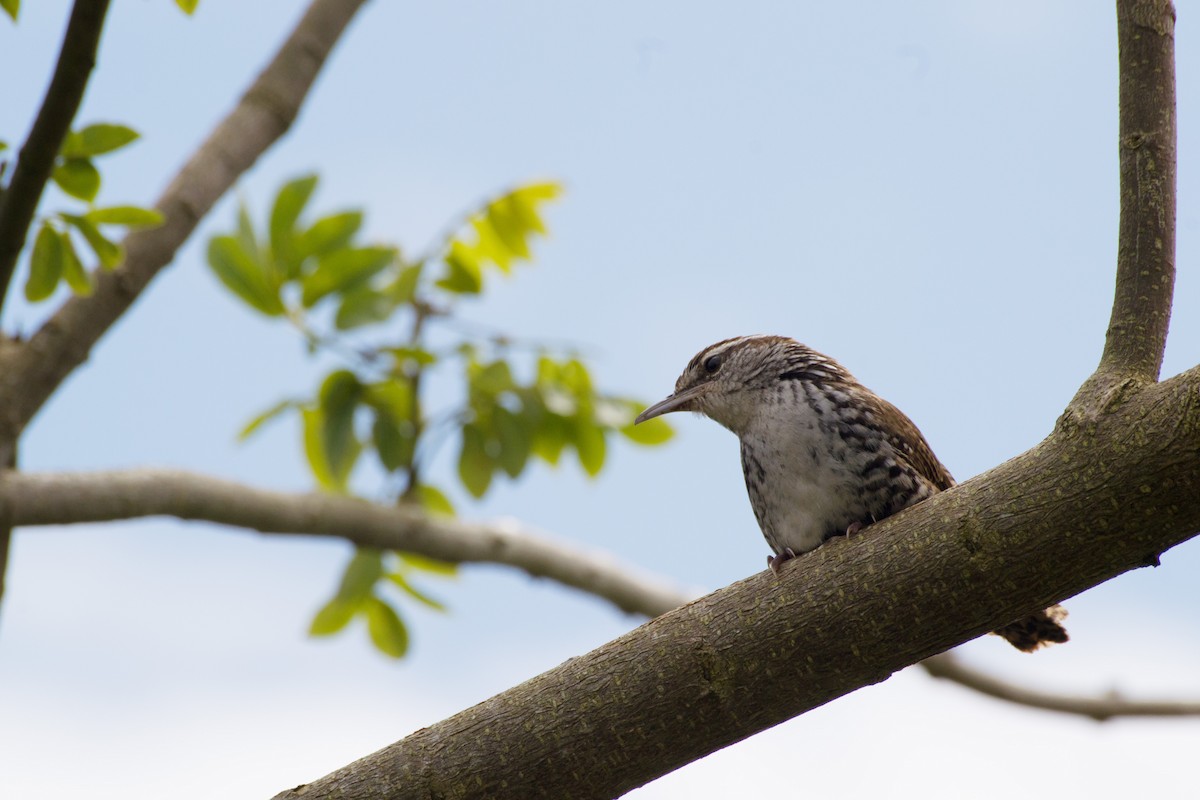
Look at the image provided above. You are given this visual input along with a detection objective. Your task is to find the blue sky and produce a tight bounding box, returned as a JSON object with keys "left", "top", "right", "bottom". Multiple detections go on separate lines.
{"left": 2, "top": 2, "right": 1200, "bottom": 798}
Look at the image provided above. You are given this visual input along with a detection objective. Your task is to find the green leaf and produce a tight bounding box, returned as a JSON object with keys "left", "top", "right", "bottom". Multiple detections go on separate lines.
{"left": 236, "top": 200, "right": 259, "bottom": 258}
{"left": 470, "top": 359, "right": 514, "bottom": 395}
{"left": 561, "top": 358, "right": 593, "bottom": 394}
{"left": 60, "top": 124, "right": 139, "bottom": 159}
{"left": 85, "top": 205, "right": 164, "bottom": 228}
{"left": 237, "top": 398, "right": 298, "bottom": 441}
{"left": 174, "top": 0, "right": 199, "bottom": 15}
{"left": 386, "top": 572, "right": 447, "bottom": 612}
{"left": 514, "top": 181, "right": 563, "bottom": 205}
{"left": 25, "top": 223, "right": 64, "bottom": 302}
{"left": 206, "top": 235, "right": 284, "bottom": 315}
{"left": 458, "top": 423, "right": 493, "bottom": 498}
{"left": 621, "top": 416, "right": 674, "bottom": 445}
{"left": 336, "top": 548, "right": 384, "bottom": 603}
{"left": 365, "top": 597, "right": 409, "bottom": 658}
{"left": 436, "top": 241, "right": 482, "bottom": 294}
{"left": 471, "top": 215, "right": 513, "bottom": 273}
{"left": 573, "top": 416, "right": 607, "bottom": 477}
{"left": 303, "top": 405, "right": 362, "bottom": 492}
{"left": 335, "top": 286, "right": 395, "bottom": 330}
{"left": 531, "top": 412, "right": 570, "bottom": 466}
{"left": 311, "top": 370, "right": 363, "bottom": 490}
{"left": 414, "top": 484, "right": 455, "bottom": 517}
{"left": 1, "top": 0, "right": 17, "bottom": 22}
{"left": 372, "top": 412, "right": 415, "bottom": 472}
{"left": 297, "top": 211, "right": 362, "bottom": 260}
{"left": 308, "top": 597, "right": 357, "bottom": 636}
{"left": 493, "top": 406, "right": 531, "bottom": 479}
{"left": 398, "top": 551, "right": 458, "bottom": 576}
{"left": 485, "top": 196, "right": 532, "bottom": 260}
{"left": 509, "top": 182, "right": 562, "bottom": 235}
{"left": 0, "top": 140, "right": 7, "bottom": 153}
{"left": 388, "top": 346, "right": 437, "bottom": 370}
{"left": 302, "top": 246, "right": 395, "bottom": 307}
{"left": 59, "top": 231, "right": 92, "bottom": 295}
{"left": 61, "top": 213, "right": 122, "bottom": 268}
{"left": 364, "top": 379, "right": 413, "bottom": 421}
{"left": 52, "top": 158, "right": 100, "bottom": 201}
{"left": 302, "top": 408, "right": 331, "bottom": 486}
{"left": 270, "top": 174, "right": 318, "bottom": 278}
{"left": 458, "top": 182, "right": 562, "bottom": 277}
{"left": 389, "top": 263, "right": 423, "bottom": 304}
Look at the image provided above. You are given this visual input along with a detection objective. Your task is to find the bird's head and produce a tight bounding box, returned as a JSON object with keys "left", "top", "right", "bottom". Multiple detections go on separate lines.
{"left": 635, "top": 335, "right": 849, "bottom": 435}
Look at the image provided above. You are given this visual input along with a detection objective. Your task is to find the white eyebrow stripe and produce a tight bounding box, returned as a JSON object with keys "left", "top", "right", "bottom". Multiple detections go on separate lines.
{"left": 702, "top": 334, "right": 772, "bottom": 360}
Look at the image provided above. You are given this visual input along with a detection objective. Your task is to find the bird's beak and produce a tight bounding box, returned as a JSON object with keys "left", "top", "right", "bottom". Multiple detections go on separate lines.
{"left": 634, "top": 384, "right": 708, "bottom": 424}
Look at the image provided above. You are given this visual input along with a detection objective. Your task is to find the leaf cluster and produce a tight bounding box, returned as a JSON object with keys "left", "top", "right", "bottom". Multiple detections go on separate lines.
{"left": 21, "top": 123, "right": 162, "bottom": 301}
{"left": 308, "top": 549, "right": 454, "bottom": 659}
{"left": 458, "top": 352, "right": 672, "bottom": 498}
{"left": 208, "top": 175, "right": 672, "bottom": 658}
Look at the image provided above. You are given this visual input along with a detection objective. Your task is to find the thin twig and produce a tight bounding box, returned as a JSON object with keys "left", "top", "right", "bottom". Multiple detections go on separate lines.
{"left": 400, "top": 301, "right": 432, "bottom": 501}
{"left": 922, "top": 652, "right": 1200, "bottom": 721}
{"left": 0, "top": 0, "right": 112, "bottom": 312}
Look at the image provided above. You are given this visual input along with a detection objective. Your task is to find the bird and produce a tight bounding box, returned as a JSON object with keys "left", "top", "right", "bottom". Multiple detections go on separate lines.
{"left": 634, "top": 334, "right": 1068, "bottom": 652}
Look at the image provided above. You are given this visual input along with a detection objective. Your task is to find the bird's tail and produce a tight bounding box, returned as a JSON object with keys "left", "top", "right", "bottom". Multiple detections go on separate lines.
{"left": 993, "top": 605, "right": 1070, "bottom": 652}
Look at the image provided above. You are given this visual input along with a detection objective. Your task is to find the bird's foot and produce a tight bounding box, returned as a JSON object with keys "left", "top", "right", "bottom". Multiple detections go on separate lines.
{"left": 767, "top": 548, "right": 797, "bottom": 575}
{"left": 845, "top": 520, "right": 865, "bottom": 537}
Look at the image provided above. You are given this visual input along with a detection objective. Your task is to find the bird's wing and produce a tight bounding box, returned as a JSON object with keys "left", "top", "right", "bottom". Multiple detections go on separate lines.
{"left": 868, "top": 394, "right": 957, "bottom": 491}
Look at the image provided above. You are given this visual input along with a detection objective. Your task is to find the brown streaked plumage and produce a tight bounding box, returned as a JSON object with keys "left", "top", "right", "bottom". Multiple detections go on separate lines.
{"left": 636, "top": 334, "right": 1068, "bottom": 653}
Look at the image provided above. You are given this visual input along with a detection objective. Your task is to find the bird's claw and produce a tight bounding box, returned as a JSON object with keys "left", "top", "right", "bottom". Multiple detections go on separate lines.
{"left": 767, "top": 548, "right": 797, "bottom": 575}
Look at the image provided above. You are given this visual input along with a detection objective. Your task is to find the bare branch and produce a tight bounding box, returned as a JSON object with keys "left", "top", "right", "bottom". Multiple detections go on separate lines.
{"left": 921, "top": 652, "right": 1200, "bottom": 721}
{"left": 0, "top": 468, "right": 696, "bottom": 617}
{"left": 1098, "top": 0, "right": 1176, "bottom": 381}
{"left": 0, "top": 0, "right": 112, "bottom": 310}
{"left": 7, "top": 460, "right": 1200, "bottom": 724}
{"left": 0, "top": 0, "right": 368, "bottom": 448}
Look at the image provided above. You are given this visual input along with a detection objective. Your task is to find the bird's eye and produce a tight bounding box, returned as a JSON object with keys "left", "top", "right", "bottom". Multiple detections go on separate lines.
{"left": 703, "top": 354, "right": 722, "bottom": 373}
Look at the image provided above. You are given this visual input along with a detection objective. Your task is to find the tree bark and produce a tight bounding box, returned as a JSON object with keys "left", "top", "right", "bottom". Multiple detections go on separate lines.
{"left": 1102, "top": 0, "right": 1175, "bottom": 381}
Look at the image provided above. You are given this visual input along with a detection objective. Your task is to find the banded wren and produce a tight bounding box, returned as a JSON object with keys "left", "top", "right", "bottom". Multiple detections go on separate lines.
{"left": 635, "top": 334, "right": 1067, "bottom": 652}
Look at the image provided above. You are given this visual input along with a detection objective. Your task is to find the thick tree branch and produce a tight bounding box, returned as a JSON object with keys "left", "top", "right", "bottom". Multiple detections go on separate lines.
{"left": 0, "top": 468, "right": 695, "bottom": 617}
{"left": 0, "top": 0, "right": 112, "bottom": 310}
{"left": 922, "top": 653, "right": 1200, "bottom": 721}
{"left": 1098, "top": 0, "right": 1176, "bottom": 381}
{"left": 0, "top": 0, "right": 368, "bottom": 450}
{"left": 273, "top": 367, "right": 1200, "bottom": 800}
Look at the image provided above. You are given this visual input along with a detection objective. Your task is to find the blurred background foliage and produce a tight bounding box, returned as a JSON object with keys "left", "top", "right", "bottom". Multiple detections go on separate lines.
{"left": 205, "top": 176, "right": 674, "bottom": 656}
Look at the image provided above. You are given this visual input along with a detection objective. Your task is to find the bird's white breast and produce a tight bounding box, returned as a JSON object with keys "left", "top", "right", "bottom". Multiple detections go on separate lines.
{"left": 738, "top": 383, "right": 871, "bottom": 555}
